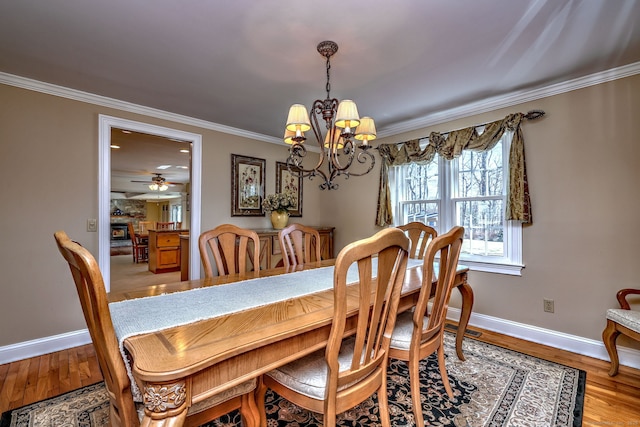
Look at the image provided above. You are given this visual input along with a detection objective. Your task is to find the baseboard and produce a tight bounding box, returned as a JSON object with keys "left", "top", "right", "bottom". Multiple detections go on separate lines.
{"left": 446, "top": 307, "right": 640, "bottom": 371}
{"left": 2, "top": 313, "right": 639, "bottom": 371}
{"left": 0, "top": 329, "right": 91, "bottom": 365}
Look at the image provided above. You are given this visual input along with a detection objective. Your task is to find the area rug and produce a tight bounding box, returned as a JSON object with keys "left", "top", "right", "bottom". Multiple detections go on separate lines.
{"left": 0, "top": 333, "right": 585, "bottom": 426}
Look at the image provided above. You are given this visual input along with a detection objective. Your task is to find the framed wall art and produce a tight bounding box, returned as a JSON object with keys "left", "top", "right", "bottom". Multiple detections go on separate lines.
{"left": 231, "top": 154, "right": 265, "bottom": 216}
{"left": 276, "top": 161, "right": 303, "bottom": 217}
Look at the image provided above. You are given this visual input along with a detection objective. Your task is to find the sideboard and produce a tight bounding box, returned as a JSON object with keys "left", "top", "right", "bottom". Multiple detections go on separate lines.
{"left": 148, "top": 229, "right": 190, "bottom": 273}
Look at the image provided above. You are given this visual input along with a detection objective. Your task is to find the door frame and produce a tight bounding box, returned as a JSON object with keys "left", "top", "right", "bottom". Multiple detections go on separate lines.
{"left": 98, "top": 115, "right": 202, "bottom": 291}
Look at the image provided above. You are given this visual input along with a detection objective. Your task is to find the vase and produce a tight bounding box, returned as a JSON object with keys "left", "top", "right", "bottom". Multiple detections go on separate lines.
{"left": 270, "top": 211, "right": 289, "bottom": 229}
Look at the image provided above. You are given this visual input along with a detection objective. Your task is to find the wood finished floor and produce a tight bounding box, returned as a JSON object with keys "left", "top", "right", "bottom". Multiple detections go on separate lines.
{"left": 1, "top": 324, "right": 639, "bottom": 425}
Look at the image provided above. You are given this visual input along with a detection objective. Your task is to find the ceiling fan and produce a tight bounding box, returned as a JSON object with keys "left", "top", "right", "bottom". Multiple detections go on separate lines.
{"left": 131, "top": 173, "right": 178, "bottom": 191}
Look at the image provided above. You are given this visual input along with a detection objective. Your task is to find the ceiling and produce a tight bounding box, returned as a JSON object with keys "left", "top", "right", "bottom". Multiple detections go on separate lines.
{"left": 1, "top": 1, "right": 639, "bottom": 197}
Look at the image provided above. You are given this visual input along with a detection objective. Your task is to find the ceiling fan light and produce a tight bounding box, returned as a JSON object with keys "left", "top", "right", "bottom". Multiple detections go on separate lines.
{"left": 335, "top": 100, "right": 360, "bottom": 130}
{"left": 149, "top": 183, "right": 158, "bottom": 191}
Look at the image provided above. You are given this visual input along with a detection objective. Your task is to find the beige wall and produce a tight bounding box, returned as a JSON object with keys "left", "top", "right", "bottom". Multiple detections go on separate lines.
{"left": 1, "top": 73, "right": 639, "bottom": 352}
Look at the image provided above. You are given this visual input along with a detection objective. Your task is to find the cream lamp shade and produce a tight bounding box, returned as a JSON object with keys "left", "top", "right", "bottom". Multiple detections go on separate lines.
{"left": 354, "top": 117, "right": 377, "bottom": 145}
{"left": 335, "top": 100, "right": 360, "bottom": 130}
{"left": 324, "top": 129, "right": 345, "bottom": 149}
{"left": 286, "top": 104, "right": 311, "bottom": 137}
{"left": 283, "top": 129, "right": 297, "bottom": 145}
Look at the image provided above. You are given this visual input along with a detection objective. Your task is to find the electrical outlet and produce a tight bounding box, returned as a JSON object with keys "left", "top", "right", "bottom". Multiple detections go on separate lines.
{"left": 543, "top": 298, "right": 554, "bottom": 313}
{"left": 87, "top": 218, "right": 97, "bottom": 232}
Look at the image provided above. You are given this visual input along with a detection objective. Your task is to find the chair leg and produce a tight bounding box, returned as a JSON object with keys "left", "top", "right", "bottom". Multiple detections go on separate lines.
{"left": 256, "top": 376, "right": 269, "bottom": 427}
{"left": 602, "top": 319, "right": 621, "bottom": 376}
{"left": 408, "top": 356, "right": 424, "bottom": 427}
{"left": 238, "top": 392, "right": 260, "bottom": 427}
{"left": 377, "top": 365, "right": 391, "bottom": 427}
{"left": 437, "top": 344, "right": 454, "bottom": 399}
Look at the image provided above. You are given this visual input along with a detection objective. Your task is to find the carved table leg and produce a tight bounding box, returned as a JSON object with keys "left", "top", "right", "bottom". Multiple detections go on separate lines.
{"left": 140, "top": 381, "right": 189, "bottom": 427}
{"left": 455, "top": 274, "right": 474, "bottom": 361}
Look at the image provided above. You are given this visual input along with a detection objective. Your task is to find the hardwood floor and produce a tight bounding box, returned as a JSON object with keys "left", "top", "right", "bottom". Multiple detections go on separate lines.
{"left": 1, "top": 325, "right": 639, "bottom": 425}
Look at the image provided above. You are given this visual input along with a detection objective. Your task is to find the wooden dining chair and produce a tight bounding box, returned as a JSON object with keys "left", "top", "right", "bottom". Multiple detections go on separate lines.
{"left": 127, "top": 222, "right": 148, "bottom": 263}
{"left": 138, "top": 221, "right": 154, "bottom": 234}
{"left": 397, "top": 221, "right": 438, "bottom": 259}
{"left": 199, "top": 224, "right": 261, "bottom": 278}
{"left": 278, "top": 223, "right": 322, "bottom": 268}
{"left": 156, "top": 221, "right": 175, "bottom": 230}
{"left": 388, "top": 226, "right": 464, "bottom": 427}
{"left": 603, "top": 288, "right": 640, "bottom": 376}
{"left": 54, "top": 230, "right": 258, "bottom": 427}
{"left": 257, "top": 227, "right": 410, "bottom": 427}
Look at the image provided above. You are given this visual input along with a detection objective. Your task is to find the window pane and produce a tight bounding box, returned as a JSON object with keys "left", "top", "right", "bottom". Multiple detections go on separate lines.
{"left": 457, "top": 142, "right": 503, "bottom": 197}
{"left": 398, "top": 202, "right": 439, "bottom": 228}
{"left": 456, "top": 200, "right": 504, "bottom": 256}
{"left": 402, "top": 159, "right": 439, "bottom": 201}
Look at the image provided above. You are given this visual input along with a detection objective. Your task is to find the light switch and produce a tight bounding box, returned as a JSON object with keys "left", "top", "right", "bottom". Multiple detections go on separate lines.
{"left": 87, "top": 218, "right": 97, "bottom": 232}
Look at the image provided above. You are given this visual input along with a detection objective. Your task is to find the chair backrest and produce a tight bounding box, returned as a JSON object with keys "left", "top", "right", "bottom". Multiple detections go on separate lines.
{"left": 412, "top": 226, "right": 464, "bottom": 344}
{"left": 397, "top": 222, "right": 437, "bottom": 259}
{"left": 199, "top": 224, "right": 261, "bottom": 278}
{"left": 278, "top": 223, "right": 322, "bottom": 268}
{"left": 127, "top": 222, "right": 137, "bottom": 245}
{"left": 53, "top": 231, "right": 139, "bottom": 427}
{"left": 138, "top": 221, "right": 154, "bottom": 234}
{"left": 156, "top": 221, "right": 175, "bottom": 230}
{"left": 325, "top": 227, "right": 409, "bottom": 403}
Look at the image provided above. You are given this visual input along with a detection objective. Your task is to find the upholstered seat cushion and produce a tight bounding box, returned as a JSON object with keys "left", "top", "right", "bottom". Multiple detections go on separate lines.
{"left": 135, "top": 378, "right": 257, "bottom": 420}
{"left": 265, "top": 339, "right": 358, "bottom": 400}
{"left": 607, "top": 308, "right": 640, "bottom": 334}
{"left": 390, "top": 311, "right": 428, "bottom": 350}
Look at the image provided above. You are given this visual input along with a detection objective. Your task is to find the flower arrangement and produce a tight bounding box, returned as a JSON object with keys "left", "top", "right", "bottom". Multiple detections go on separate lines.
{"left": 262, "top": 192, "right": 295, "bottom": 213}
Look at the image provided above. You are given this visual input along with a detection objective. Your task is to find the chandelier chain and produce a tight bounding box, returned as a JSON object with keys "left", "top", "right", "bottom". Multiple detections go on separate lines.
{"left": 325, "top": 56, "right": 331, "bottom": 100}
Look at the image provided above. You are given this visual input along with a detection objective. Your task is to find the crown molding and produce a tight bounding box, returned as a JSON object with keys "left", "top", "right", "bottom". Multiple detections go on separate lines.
{"left": 2, "top": 61, "right": 639, "bottom": 142}
{"left": 378, "top": 61, "right": 640, "bottom": 137}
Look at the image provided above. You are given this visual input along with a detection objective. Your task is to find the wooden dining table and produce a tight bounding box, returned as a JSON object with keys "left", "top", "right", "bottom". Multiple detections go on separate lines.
{"left": 108, "top": 258, "right": 473, "bottom": 427}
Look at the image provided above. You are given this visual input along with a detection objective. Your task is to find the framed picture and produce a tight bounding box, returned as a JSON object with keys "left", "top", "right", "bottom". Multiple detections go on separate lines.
{"left": 276, "top": 161, "right": 303, "bottom": 217}
{"left": 231, "top": 154, "right": 265, "bottom": 216}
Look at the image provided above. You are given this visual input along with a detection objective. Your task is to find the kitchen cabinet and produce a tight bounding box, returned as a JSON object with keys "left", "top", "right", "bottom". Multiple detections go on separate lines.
{"left": 148, "top": 229, "right": 189, "bottom": 273}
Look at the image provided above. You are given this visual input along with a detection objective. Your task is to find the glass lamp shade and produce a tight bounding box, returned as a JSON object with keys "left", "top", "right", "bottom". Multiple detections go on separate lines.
{"left": 285, "top": 104, "right": 311, "bottom": 135}
{"left": 354, "top": 117, "right": 377, "bottom": 145}
{"left": 149, "top": 183, "right": 158, "bottom": 191}
{"left": 335, "top": 100, "right": 360, "bottom": 130}
{"left": 324, "top": 128, "right": 345, "bottom": 149}
{"left": 149, "top": 183, "right": 168, "bottom": 191}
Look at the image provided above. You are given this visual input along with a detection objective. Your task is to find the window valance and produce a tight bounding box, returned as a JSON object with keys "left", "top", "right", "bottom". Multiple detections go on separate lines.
{"left": 376, "top": 111, "right": 543, "bottom": 227}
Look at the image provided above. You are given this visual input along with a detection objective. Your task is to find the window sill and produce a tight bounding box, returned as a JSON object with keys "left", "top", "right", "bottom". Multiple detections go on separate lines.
{"left": 459, "top": 259, "right": 524, "bottom": 276}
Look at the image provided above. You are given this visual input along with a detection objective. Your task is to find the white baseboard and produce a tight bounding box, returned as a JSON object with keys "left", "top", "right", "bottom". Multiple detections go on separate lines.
{"left": 446, "top": 308, "right": 640, "bottom": 371}
{"left": 0, "top": 329, "right": 91, "bottom": 365}
{"left": 2, "top": 313, "right": 639, "bottom": 371}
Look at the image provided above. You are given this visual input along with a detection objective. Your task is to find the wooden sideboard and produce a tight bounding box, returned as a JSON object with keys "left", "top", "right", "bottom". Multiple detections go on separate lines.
{"left": 148, "top": 229, "right": 189, "bottom": 273}
{"left": 252, "top": 226, "right": 334, "bottom": 270}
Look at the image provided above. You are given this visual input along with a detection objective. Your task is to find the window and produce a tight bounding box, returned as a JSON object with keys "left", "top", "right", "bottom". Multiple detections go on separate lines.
{"left": 390, "top": 130, "right": 523, "bottom": 275}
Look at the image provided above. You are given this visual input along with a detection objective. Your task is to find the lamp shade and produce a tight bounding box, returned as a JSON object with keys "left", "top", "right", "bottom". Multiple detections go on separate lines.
{"left": 283, "top": 129, "right": 297, "bottom": 145}
{"left": 355, "top": 117, "right": 377, "bottom": 145}
{"left": 324, "top": 128, "right": 345, "bottom": 149}
{"left": 286, "top": 104, "right": 311, "bottom": 133}
{"left": 335, "top": 100, "right": 360, "bottom": 129}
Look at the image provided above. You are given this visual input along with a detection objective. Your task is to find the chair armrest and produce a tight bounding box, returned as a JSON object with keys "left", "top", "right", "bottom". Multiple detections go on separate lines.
{"left": 616, "top": 288, "right": 640, "bottom": 310}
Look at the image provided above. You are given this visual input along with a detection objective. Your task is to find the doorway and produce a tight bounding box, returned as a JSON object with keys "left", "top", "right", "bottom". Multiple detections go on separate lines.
{"left": 98, "top": 115, "right": 202, "bottom": 292}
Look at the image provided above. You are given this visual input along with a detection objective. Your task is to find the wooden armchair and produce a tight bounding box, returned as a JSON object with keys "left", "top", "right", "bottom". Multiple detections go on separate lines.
{"left": 257, "top": 228, "right": 409, "bottom": 427}
{"left": 127, "top": 222, "right": 148, "bottom": 263}
{"left": 54, "top": 231, "right": 258, "bottom": 427}
{"left": 602, "top": 288, "right": 640, "bottom": 376}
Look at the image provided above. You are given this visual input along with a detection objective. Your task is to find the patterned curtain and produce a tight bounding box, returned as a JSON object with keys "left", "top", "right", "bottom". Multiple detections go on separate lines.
{"left": 376, "top": 112, "right": 532, "bottom": 226}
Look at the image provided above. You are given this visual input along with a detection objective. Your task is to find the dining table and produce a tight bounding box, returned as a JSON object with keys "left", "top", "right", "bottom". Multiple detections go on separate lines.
{"left": 108, "top": 257, "right": 473, "bottom": 427}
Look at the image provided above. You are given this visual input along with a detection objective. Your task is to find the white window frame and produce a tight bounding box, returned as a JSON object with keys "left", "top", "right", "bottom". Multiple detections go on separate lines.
{"left": 390, "top": 132, "right": 524, "bottom": 276}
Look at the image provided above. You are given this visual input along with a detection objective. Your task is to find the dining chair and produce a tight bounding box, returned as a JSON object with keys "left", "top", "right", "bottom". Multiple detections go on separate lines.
{"left": 138, "top": 221, "right": 154, "bottom": 234}
{"left": 127, "top": 222, "right": 148, "bottom": 263}
{"left": 603, "top": 288, "right": 640, "bottom": 376}
{"left": 54, "top": 230, "right": 258, "bottom": 427}
{"left": 199, "top": 224, "right": 261, "bottom": 278}
{"left": 388, "top": 226, "right": 464, "bottom": 427}
{"left": 278, "top": 223, "right": 322, "bottom": 268}
{"left": 397, "top": 221, "right": 437, "bottom": 259}
{"left": 156, "top": 221, "right": 175, "bottom": 230}
{"left": 257, "top": 227, "right": 410, "bottom": 427}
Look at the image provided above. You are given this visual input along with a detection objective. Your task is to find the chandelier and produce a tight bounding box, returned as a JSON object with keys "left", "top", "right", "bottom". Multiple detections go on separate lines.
{"left": 284, "top": 41, "right": 377, "bottom": 190}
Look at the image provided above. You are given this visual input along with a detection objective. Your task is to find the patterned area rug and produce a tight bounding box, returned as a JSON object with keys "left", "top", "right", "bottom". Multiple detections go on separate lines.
{"left": 0, "top": 333, "right": 585, "bottom": 426}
